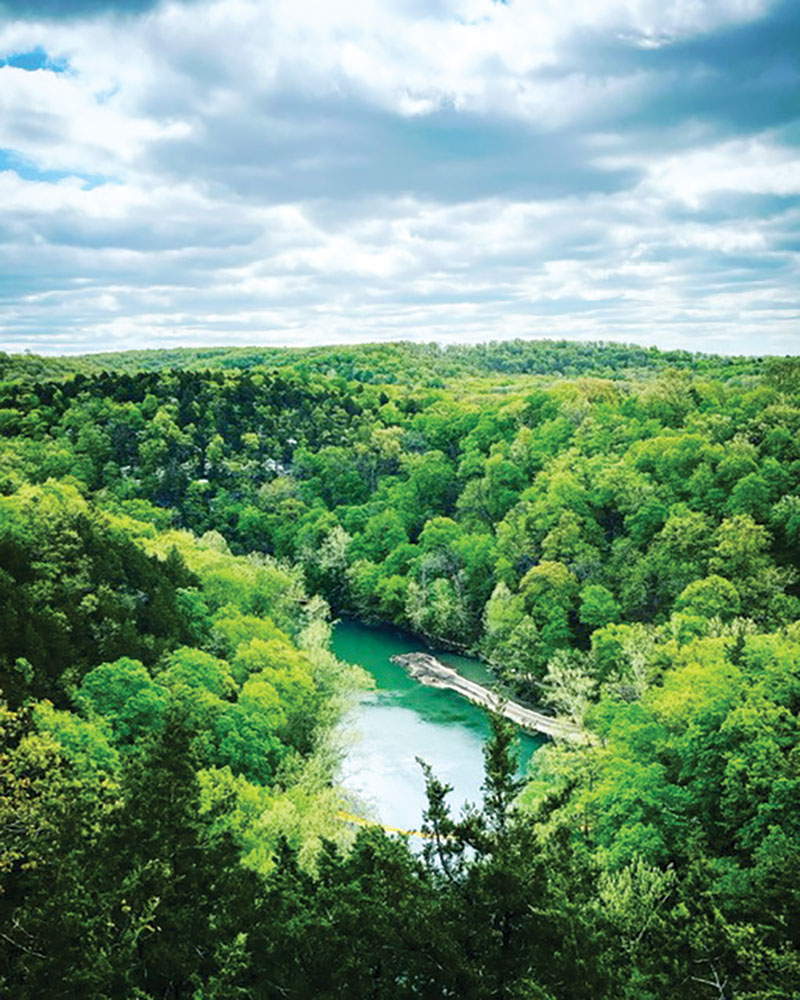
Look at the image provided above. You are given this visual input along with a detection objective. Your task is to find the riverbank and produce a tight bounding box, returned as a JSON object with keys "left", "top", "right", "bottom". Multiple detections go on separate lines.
{"left": 391, "top": 651, "right": 584, "bottom": 742}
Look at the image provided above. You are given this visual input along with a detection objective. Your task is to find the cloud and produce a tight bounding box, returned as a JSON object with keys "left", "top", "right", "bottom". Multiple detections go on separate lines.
{"left": 0, "top": 0, "right": 797, "bottom": 355}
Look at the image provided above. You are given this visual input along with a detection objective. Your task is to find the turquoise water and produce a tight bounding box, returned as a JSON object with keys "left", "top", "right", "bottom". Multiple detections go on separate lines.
{"left": 333, "top": 619, "right": 543, "bottom": 832}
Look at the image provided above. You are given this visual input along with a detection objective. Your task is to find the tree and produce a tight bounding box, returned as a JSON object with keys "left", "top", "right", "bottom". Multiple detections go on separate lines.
{"left": 99, "top": 701, "right": 262, "bottom": 998}
{"left": 579, "top": 585, "right": 621, "bottom": 630}
{"left": 519, "top": 561, "right": 579, "bottom": 664}
{"left": 75, "top": 657, "right": 167, "bottom": 745}
{"left": 674, "top": 576, "right": 740, "bottom": 621}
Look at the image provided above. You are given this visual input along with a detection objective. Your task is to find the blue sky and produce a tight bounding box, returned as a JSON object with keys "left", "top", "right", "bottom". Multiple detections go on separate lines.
{"left": 0, "top": 0, "right": 797, "bottom": 355}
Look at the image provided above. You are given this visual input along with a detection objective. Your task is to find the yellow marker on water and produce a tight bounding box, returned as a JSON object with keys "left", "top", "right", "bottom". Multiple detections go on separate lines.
{"left": 336, "top": 811, "right": 449, "bottom": 840}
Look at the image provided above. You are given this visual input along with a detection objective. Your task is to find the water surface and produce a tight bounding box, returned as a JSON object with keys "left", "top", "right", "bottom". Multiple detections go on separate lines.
{"left": 333, "top": 619, "right": 542, "bottom": 832}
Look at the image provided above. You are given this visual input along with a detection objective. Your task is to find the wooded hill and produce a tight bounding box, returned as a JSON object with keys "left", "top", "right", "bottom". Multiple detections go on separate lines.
{"left": 0, "top": 337, "right": 767, "bottom": 386}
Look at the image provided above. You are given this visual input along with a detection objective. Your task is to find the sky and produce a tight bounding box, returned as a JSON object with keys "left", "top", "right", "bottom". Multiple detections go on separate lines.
{"left": 0, "top": 0, "right": 798, "bottom": 356}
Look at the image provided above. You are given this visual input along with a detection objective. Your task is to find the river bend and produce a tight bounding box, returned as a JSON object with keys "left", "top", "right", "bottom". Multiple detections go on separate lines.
{"left": 333, "top": 619, "right": 542, "bottom": 833}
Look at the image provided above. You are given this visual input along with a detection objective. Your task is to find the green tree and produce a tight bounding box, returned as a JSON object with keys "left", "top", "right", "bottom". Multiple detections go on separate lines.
{"left": 674, "top": 575, "right": 740, "bottom": 621}
{"left": 579, "top": 584, "right": 621, "bottom": 630}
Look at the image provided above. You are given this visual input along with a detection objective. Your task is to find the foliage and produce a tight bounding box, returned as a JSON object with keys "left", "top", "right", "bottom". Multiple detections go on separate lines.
{"left": 1, "top": 340, "right": 800, "bottom": 997}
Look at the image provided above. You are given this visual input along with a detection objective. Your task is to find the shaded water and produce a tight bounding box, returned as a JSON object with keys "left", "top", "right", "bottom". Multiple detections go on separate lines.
{"left": 333, "top": 619, "right": 543, "bottom": 833}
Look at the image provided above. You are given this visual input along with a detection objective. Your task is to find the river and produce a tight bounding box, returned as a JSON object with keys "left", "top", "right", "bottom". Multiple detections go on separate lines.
{"left": 332, "top": 619, "right": 543, "bottom": 833}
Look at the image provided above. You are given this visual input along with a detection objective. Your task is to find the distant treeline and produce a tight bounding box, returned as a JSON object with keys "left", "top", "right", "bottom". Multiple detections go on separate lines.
{"left": 0, "top": 337, "right": 769, "bottom": 386}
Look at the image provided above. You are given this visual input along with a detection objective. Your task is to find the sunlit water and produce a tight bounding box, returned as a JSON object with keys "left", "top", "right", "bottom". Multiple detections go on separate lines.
{"left": 333, "top": 619, "right": 543, "bottom": 833}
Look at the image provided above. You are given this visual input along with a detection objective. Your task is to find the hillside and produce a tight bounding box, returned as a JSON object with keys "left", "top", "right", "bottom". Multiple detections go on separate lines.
{"left": 0, "top": 338, "right": 767, "bottom": 386}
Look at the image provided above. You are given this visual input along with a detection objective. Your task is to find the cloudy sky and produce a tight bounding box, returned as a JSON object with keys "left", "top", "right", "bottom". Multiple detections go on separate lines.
{"left": 0, "top": 0, "right": 798, "bottom": 356}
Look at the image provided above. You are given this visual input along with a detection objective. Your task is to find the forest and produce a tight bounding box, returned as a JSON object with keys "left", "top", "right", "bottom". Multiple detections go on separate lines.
{"left": 2, "top": 340, "right": 800, "bottom": 998}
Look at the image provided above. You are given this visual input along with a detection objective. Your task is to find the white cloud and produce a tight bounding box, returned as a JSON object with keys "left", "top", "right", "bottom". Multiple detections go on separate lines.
{"left": 0, "top": 0, "right": 796, "bottom": 355}
{"left": 648, "top": 138, "right": 800, "bottom": 207}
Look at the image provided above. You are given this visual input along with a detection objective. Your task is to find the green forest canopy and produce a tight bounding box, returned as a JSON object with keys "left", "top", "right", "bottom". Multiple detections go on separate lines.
{"left": 2, "top": 341, "right": 800, "bottom": 998}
